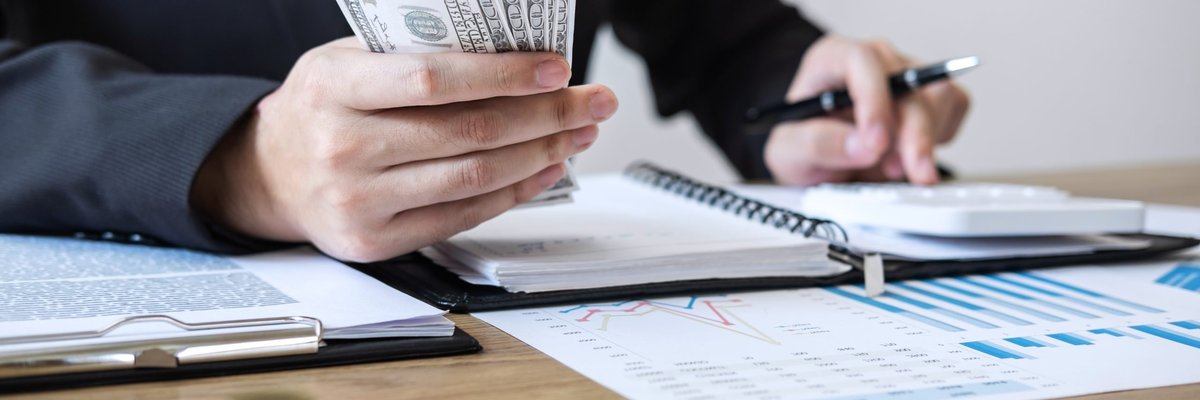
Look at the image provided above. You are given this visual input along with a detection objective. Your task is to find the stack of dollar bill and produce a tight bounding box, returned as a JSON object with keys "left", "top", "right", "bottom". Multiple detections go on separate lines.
{"left": 335, "top": 0, "right": 579, "bottom": 207}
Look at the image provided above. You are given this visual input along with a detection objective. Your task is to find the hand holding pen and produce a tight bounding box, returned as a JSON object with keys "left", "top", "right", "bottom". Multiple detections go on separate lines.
{"left": 752, "top": 37, "right": 975, "bottom": 186}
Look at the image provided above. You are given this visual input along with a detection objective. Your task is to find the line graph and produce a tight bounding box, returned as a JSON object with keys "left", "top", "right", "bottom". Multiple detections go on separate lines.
{"left": 559, "top": 296, "right": 780, "bottom": 344}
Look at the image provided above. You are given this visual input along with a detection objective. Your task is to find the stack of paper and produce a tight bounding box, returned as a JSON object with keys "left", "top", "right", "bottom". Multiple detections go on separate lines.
{"left": 0, "top": 235, "right": 452, "bottom": 349}
{"left": 423, "top": 175, "right": 843, "bottom": 293}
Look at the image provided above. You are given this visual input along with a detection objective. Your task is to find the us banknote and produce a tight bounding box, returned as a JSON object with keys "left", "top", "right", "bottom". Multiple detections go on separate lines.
{"left": 334, "top": 0, "right": 578, "bottom": 205}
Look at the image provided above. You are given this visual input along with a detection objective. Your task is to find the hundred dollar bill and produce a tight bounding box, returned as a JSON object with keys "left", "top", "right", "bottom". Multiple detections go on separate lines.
{"left": 548, "top": 0, "right": 572, "bottom": 57}
{"left": 499, "top": 0, "right": 532, "bottom": 52}
{"left": 479, "top": 0, "right": 515, "bottom": 52}
{"left": 525, "top": 0, "right": 546, "bottom": 51}
{"left": 334, "top": 0, "right": 578, "bottom": 203}
{"left": 334, "top": 0, "right": 572, "bottom": 60}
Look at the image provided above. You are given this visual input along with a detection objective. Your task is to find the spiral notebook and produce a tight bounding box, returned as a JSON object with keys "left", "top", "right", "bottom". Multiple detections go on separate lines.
{"left": 354, "top": 163, "right": 1199, "bottom": 312}
{"left": 421, "top": 164, "right": 846, "bottom": 293}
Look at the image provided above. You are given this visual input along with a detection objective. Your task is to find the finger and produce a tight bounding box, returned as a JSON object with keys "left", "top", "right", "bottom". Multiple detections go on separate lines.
{"left": 883, "top": 152, "right": 905, "bottom": 181}
{"left": 321, "top": 48, "right": 573, "bottom": 110}
{"left": 384, "top": 165, "right": 564, "bottom": 258}
{"left": 885, "top": 45, "right": 970, "bottom": 145}
{"left": 766, "top": 119, "right": 883, "bottom": 174}
{"left": 360, "top": 84, "right": 617, "bottom": 165}
{"left": 844, "top": 43, "right": 897, "bottom": 159}
{"left": 326, "top": 36, "right": 366, "bottom": 49}
{"left": 376, "top": 125, "right": 597, "bottom": 212}
{"left": 888, "top": 48, "right": 920, "bottom": 69}
{"left": 919, "top": 81, "right": 971, "bottom": 144}
{"left": 895, "top": 95, "right": 940, "bottom": 185}
{"left": 851, "top": 161, "right": 895, "bottom": 183}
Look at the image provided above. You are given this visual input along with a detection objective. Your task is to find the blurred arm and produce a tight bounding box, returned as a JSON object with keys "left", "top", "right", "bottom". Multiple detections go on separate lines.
{"left": 0, "top": 37, "right": 286, "bottom": 253}
{"left": 608, "top": 0, "right": 824, "bottom": 179}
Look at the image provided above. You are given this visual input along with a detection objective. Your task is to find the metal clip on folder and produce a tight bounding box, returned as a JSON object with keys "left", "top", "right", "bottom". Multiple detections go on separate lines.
{"left": 828, "top": 243, "right": 886, "bottom": 298}
{"left": 861, "top": 253, "right": 885, "bottom": 297}
{"left": 0, "top": 315, "right": 323, "bottom": 379}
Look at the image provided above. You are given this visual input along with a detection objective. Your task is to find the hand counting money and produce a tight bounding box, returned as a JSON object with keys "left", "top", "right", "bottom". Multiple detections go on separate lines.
{"left": 334, "top": 0, "right": 579, "bottom": 206}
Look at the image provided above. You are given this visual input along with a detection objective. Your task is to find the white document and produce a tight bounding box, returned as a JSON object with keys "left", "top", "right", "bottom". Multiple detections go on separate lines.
{"left": 475, "top": 206, "right": 1200, "bottom": 399}
{"left": 733, "top": 185, "right": 1151, "bottom": 260}
{"left": 0, "top": 235, "right": 452, "bottom": 351}
{"left": 477, "top": 257, "right": 1200, "bottom": 399}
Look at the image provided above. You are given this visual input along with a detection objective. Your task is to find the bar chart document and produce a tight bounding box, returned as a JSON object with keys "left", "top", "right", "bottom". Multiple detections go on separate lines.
{"left": 476, "top": 255, "right": 1200, "bottom": 399}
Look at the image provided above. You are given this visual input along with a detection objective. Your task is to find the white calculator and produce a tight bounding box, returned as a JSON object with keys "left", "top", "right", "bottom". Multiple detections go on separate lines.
{"left": 800, "top": 183, "right": 1145, "bottom": 237}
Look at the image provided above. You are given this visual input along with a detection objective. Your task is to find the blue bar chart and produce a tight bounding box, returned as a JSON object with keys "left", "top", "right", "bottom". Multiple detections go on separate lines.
{"left": 924, "top": 280, "right": 1066, "bottom": 322}
{"left": 1155, "top": 261, "right": 1200, "bottom": 293}
{"left": 1015, "top": 271, "right": 1165, "bottom": 313}
{"left": 962, "top": 321, "right": 1200, "bottom": 360}
{"left": 821, "top": 269, "right": 1200, "bottom": 364}
{"left": 892, "top": 282, "right": 1034, "bottom": 326}
{"left": 823, "top": 272, "right": 1162, "bottom": 334}
{"left": 1130, "top": 321, "right": 1200, "bottom": 349}
{"left": 1089, "top": 328, "right": 1139, "bottom": 339}
{"left": 1004, "top": 336, "right": 1052, "bottom": 348}
{"left": 986, "top": 275, "right": 1132, "bottom": 316}
{"left": 1047, "top": 333, "right": 1093, "bottom": 346}
{"left": 955, "top": 277, "right": 1101, "bottom": 319}
{"left": 1171, "top": 320, "right": 1200, "bottom": 330}
{"left": 823, "top": 287, "right": 965, "bottom": 332}
{"left": 478, "top": 262, "right": 1200, "bottom": 400}
{"left": 962, "top": 341, "right": 1034, "bottom": 360}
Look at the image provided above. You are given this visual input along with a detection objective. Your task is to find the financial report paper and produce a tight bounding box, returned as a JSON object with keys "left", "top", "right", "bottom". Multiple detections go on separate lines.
{"left": 0, "top": 235, "right": 452, "bottom": 349}
{"left": 476, "top": 208, "right": 1200, "bottom": 399}
{"left": 478, "top": 259, "right": 1200, "bottom": 399}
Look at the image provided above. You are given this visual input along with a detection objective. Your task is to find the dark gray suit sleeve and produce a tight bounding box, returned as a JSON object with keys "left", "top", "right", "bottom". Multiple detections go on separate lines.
{"left": 0, "top": 40, "right": 285, "bottom": 253}
{"left": 609, "top": 0, "right": 824, "bottom": 179}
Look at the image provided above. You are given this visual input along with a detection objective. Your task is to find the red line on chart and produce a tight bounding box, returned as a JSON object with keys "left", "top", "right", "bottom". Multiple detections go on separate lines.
{"left": 576, "top": 302, "right": 652, "bottom": 323}
{"left": 704, "top": 300, "right": 734, "bottom": 325}
{"left": 571, "top": 298, "right": 779, "bottom": 345}
{"left": 575, "top": 299, "right": 743, "bottom": 326}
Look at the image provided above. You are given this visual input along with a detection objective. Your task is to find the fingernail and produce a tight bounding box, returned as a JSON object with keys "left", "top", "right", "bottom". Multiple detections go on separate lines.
{"left": 590, "top": 91, "right": 618, "bottom": 121}
{"left": 537, "top": 164, "right": 566, "bottom": 188}
{"left": 536, "top": 60, "right": 570, "bottom": 88}
{"left": 572, "top": 126, "right": 599, "bottom": 149}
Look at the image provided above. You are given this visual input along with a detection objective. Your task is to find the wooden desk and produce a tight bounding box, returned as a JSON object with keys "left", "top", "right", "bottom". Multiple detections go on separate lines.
{"left": 10, "top": 162, "right": 1200, "bottom": 400}
{"left": 980, "top": 161, "right": 1200, "bottom": 208}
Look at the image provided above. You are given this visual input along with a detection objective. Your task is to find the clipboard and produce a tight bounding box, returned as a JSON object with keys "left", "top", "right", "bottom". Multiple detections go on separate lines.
{"left": 0, "top": 315, "right": 480, "bottom": 393}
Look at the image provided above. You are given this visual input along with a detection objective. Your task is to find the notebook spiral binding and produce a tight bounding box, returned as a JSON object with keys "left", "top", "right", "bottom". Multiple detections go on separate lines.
{"left": 624, "top": 161, "right": 849, "bottom": 243}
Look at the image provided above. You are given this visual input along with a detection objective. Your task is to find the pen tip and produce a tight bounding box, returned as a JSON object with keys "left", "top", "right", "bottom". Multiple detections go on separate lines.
{"left": 945, "top": 56, "right": 980, "bottom": 74}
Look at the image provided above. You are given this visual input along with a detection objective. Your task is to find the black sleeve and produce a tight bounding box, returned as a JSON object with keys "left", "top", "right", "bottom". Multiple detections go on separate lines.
{"left": 0, "top": 39, "right": 286, "bottom": 253}
{"left": 608, "top": 0, "right": 824, "bottom": 179}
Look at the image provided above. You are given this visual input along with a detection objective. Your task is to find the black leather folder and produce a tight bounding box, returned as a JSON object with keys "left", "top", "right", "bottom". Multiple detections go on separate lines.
{"left": 353, "top": 233, "right": 1199, "bottom": 313}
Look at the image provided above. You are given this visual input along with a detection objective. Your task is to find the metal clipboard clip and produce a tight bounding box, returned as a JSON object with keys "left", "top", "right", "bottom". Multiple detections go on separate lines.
{"left": 828, "top": 238, "right": 887, "bottom": 298}
{"left": 0, "top": 315, "right": 323, "bottom": 379}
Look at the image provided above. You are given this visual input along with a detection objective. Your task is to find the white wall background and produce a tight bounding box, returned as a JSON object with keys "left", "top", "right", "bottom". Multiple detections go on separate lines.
{"left": 572, "top": 0, "right": 1200, "bottom": 182}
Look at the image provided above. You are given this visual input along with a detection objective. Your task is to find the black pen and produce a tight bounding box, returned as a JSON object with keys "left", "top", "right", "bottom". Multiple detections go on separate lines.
{"left": 745, "top": 56, "right": 980, "bottom": 125}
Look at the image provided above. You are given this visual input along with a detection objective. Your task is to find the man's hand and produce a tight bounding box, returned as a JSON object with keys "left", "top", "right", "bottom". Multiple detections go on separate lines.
{"left": 191, "top": 38, "right": 618, "bottom": 262}
{"left": 764, "top": 36, "right": 970, "bottom": 186}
